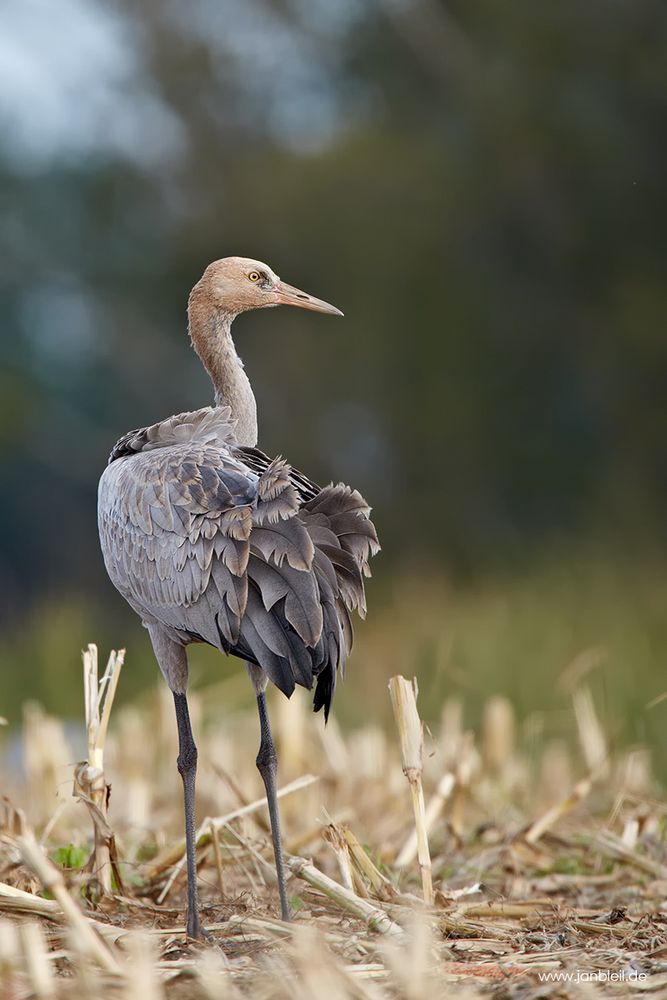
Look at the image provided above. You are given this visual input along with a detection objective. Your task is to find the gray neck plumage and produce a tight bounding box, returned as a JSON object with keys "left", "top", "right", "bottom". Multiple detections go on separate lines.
{"left": 188, "top": 302, "right": 258, "bottom": 447}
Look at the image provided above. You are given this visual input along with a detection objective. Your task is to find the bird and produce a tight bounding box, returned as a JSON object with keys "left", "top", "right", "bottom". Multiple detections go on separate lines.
{"left": 98, "top": 256, "right": 379, "bottom": 939}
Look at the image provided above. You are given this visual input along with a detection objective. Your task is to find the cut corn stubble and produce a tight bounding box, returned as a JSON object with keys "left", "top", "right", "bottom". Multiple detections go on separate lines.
{"left": 287, "top": 856, "right": 404, "bottom": 937}
{"left": 395, "top": 772, "right": 455, "bottom": 868}
{"left": 78, "top": 645, "right": 125, "bottom": 895}
{"left": 388, "top": 676, "right": 433, "bottom": 905}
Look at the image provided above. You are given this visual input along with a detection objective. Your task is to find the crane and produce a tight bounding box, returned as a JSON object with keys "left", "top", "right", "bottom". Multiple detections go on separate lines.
{"left": 98, "top": 257, "right": 379, "bottom": 939}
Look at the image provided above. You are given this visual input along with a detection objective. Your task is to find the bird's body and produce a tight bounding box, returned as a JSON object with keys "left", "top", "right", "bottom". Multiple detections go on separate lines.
{"left": 98, "top": 404, "right": 375, "bottom": 715}
{"left": 98, "top": 256, "right": 378, "bottom": 937}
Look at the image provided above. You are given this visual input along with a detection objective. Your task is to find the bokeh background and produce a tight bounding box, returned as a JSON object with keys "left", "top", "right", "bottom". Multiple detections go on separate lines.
{"left": 1, "top": 0, "right": 666, "bottom": 766}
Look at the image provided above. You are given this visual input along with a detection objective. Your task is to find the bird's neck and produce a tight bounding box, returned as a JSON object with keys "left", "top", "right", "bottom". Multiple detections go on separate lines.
{"left": 188, "top": 288, "right": 258, "bottom": 447}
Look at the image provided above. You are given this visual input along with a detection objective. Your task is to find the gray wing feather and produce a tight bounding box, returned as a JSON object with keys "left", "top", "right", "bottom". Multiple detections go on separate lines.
{"left": 99, "top": 407, "right": 379, "bottom": 718}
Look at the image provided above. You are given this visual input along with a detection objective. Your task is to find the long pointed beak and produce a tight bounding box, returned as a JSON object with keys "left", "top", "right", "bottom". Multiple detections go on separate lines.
{"left": 274, "top": 280, "right": 343, "bottom": 317}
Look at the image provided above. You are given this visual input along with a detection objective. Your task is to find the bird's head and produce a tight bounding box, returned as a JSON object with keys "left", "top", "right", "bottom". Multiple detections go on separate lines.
{"left": 194, "top": 256, "right": 343, "bottom": 318}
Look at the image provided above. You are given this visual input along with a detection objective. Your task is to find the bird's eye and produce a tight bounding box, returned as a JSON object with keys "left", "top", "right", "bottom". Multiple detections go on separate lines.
{"left": 248, "top": 271, "right": 261, "bottom": 282}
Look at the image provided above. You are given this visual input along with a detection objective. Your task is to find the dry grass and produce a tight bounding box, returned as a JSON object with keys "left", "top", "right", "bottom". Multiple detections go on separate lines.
{"left": 1, "top": 645, "right": 666, "bottom": 998}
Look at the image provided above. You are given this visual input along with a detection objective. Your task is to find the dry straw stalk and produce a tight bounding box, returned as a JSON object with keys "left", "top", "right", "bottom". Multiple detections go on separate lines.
{"left": 287, "top": 856, "right": 404, "bottom": 936}
{"left": 388, "top": 675, "right": 433, "bottom": 905}
{"left": 77, "top": 644, "right": 125, "bottom": 895}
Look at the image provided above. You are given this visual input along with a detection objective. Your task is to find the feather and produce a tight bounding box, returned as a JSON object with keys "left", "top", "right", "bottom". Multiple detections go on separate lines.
{"left": 213, "top": 534, "right": 249, "bottom": 575}
{"left": 318, "top": 544, "right": 367, "bottom": 616}
{"left": 305, "top": 484, "right": 371, "bottom": 518}
{"left": 247, "top": 558, "right": 323, "bottom": 646}
{"left": 98, "top": 402, "right": 379, "bottom": 722}
{"left": 250, "top": 520, "right": 315, "bottom": 572}
{"left": 245, "top": 587, "right": 292, "bottom": 659}
{"left": 238, "top": 614, "right": 295, "bottom": 698}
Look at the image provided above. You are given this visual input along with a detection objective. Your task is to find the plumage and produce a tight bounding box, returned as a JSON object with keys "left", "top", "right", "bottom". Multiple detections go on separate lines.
{"left": 99, "top": 403, "right": 378, "bottom": 713}
{"left": 98, "top": 255, "right": 379, "bottom": 938}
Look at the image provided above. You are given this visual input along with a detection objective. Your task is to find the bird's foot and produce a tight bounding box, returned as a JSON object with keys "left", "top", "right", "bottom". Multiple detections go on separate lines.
{"left": 186, "top": 912, "right": 218, "bottom": 945}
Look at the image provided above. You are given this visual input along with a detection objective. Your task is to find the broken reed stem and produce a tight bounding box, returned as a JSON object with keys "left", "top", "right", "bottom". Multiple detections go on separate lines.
{"left": 524, "top": 776, "right": 593, "bottom": 844}
{"left": 0, "top": 881, "right": 60, "bottom": 920}
{"left": 595, "top": 830, "right": 667, "bottom": 879}
{"left": 388, "top": 676, "right": 433, "bottom": 905}
{"left": 83, "top": 645, "right": 125, "bottom": 771}
{"left": 78, "top": 644, "right": 125, "bottom": 895}
{"left": 341, "top": 826, "right": 395, "bottom": 899}
{"left": 395, "top": 771, "right": 455, "bottom": 868}
{"left": 323, "top": 821, "right": 395, "bottom": 899}
{"left": 322, "top": 823, "right": 355, "bottom": 892}
{"left": 409, "top": 782, "right": 432, "bottom": 903}
{"left": 572, "top": 685, "right": 609, "bottom": 777}
{"left": 287, "top": 856, "right": 404, "bottom": 937}
{"left": 19, "top": 921, "right": 55, "bottom": 1000}
{"left": 121, "top": 932, "right": 163, "bottom": 1000}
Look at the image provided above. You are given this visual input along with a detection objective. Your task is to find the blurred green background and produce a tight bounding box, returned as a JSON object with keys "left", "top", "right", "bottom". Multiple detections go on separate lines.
{"left": 1, "top": 0, "right": 666, "bottom": 762}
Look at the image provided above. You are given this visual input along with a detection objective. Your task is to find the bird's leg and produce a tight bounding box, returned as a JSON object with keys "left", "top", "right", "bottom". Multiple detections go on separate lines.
{"left": 173, "top": 691, "right": 204, "bottom": 940}
{"left": 255, "top": 690, "right": 291, "bottom": 921}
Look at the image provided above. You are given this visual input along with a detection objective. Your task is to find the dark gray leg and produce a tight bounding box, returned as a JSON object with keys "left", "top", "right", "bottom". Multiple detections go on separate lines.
{"left": 256, "top": 691, "right": 291, "bottom": 921}
{"left": 146, "top": 626, "right": 207, "bottom": 940}
{"left": 173, "top": 691, "right": 203, "bottom": 939}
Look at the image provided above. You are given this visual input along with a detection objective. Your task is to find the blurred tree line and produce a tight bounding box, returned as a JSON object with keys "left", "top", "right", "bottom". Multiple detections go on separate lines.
{"left": 1, "top": 0, "right": 666, "bottom": 634}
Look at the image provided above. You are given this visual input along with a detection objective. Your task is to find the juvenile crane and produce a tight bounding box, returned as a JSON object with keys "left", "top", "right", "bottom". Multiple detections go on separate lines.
{"left": 98, "top": 257, "right": 379, "bottom": 938}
